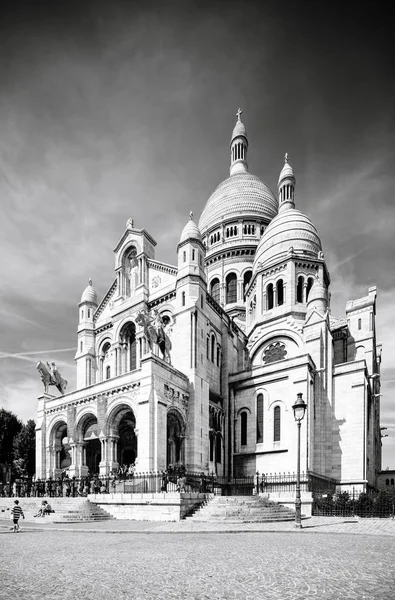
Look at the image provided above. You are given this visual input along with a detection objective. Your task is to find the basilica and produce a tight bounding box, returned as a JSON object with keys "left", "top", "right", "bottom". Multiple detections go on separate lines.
{"left": 36, "top": 111, "right": 382, "bottom": 492}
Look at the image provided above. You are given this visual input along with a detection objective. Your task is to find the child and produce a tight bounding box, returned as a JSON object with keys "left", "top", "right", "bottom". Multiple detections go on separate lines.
{"left": 10, "top": 499, "right": 25, "bottom": 533}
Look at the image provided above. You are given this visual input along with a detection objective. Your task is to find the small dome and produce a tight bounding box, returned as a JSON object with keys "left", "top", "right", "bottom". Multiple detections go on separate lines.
{"left": 80, "top": 279, "right": 98, "bottom": 304}
{"left": 231, "top": 119, "right": 247, "bottom": 142}
{"left": 307, "top": 278, "right": 327, "bottom": 305}
{"left": 253, "top": 208, "right": 322, "bottom": 271}
{"left": 278, "top": 160, "right": 295, "bottom": 184}
{"left": 199, "top": 173, "right": 278, "bottom": 234}
{"left": 179, "top": 214, "right": 202, "bottom": 244}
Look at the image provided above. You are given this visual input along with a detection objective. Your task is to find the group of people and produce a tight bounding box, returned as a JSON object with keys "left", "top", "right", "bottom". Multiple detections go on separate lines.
{"left": 0, "top": 473, "right": 110, "bottom": 499}
{"left": 114, "top": 463, "right": 136, "bottom": 480}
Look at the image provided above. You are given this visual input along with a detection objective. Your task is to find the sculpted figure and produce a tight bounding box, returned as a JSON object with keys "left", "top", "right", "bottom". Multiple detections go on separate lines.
{"left": 136, "top": 309, "right": 172, "bottom": 364}
{"left": 36, "top": 360, "right": 68, "bottom": 395}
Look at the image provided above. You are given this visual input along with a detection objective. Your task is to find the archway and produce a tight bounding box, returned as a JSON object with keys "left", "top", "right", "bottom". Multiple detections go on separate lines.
{"left": 117, "top": 411, "right": 137, "bottom": 466}
{"left": 49, "top": 421, "right": 70, "bottom": 475}
{"left": 108, "top": 404, "right": 138, "bottom": 469}
{"left": 82, "top": 416, "right": 101, "bottom": 475}
{"left": 167, "top": 410, "right": 185, "bottom": 468}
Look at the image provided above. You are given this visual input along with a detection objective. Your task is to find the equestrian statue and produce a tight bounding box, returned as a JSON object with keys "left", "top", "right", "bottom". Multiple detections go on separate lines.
{"left": 135, "top": 309, "right": 172, "bottom": 364}
{"left": 36, "top": 360, "right": 68, "bottom": 395}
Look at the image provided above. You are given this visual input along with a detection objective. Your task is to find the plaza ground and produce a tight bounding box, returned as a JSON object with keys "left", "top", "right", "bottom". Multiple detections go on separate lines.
{"left": 1, "top": 518, "right": 395, "bottom": 599}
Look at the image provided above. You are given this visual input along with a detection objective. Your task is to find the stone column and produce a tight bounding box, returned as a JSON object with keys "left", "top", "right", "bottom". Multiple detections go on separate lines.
{"left": 133, "top": 428, "right": 140, "bottom": 470}
{"left": 99, "top": 436, "right": 109, "bottom": 476}
{"left": 220, "top": 282, "right": 226, "bottom": 306}
{"left": 237, "top": 278, "right": 243, "bottom": 304}
{"left": 67, "top": 443, "right": 78, "bottom": 478}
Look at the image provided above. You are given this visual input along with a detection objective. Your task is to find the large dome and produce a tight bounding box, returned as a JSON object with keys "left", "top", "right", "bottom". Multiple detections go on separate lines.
{"left": 199, "top": 172, "right": 278, "bottom": 234}
{"left": 253, "top": 208, "right": 322, "bottom": 271}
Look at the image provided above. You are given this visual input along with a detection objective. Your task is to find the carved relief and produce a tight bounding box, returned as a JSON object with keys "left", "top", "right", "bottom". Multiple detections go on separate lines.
{"left": 263, "top": 342, "right": 287, "bottom": 364}
{"left": 152, "top": 275, "right": 161, "bottom": 288}
{"left": 164, "top": 384, "right": 189, "bottom": 409}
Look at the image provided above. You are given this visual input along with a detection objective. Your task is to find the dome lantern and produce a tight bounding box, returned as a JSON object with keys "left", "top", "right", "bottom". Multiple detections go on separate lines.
{"left": 230, "top": 108, "right": 249, "bottom": 176}
{"left": 278, "top": 153, "right": 296, "bottom": 213}
{"left": 80, "top": 278, "right": 98, "bottom": 305}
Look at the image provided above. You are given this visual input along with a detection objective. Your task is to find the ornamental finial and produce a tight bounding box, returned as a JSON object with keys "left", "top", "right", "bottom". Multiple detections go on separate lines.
{"left": 88, "top": 278, "right": 93, "bottom": 286}
{"left": 236, "top": 107, "right": 243, "bottom": 121}
{"left": 189, "top": 211, "right": 194, "bottom": 220}
{"left": 284, "top": 152, "right": 289, "bottom": 163}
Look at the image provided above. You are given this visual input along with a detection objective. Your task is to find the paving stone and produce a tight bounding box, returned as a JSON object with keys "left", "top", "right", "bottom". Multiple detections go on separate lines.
{"left": 1, "top": 528, "right": 394, "bottom": 599}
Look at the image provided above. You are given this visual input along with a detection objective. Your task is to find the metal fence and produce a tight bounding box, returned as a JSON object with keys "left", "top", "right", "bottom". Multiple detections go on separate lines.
{"left": 312, "top": 490, "right": 395, "bottom": 518}
{"left": 0, "top": 470, "right": 214, "bottom": 498}
{"left": 257, "top": 471, "right": 337, "bottom": 495}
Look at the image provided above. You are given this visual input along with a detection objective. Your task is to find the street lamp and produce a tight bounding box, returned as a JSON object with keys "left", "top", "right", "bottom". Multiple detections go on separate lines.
{"left": 292, "top": 392, "right": 307, "bottom": 529}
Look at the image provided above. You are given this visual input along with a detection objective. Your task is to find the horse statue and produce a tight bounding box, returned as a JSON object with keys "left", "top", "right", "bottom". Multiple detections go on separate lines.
{"left": 136, "top": 309, "right": 172, "bottom": 364}
{"left": 36, "top": 360, "right": 68, "bottom": 395}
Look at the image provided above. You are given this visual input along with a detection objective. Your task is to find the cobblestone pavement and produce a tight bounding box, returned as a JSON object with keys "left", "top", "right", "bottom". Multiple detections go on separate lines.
{"left": 2, "top": 515, "right": 395, "bottom": 536}
{"left": 1, "top": 529, "right": 394, "bottom": 599}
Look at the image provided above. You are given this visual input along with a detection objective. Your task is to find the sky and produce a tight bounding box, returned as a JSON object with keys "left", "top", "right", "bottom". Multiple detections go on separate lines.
{"left": 0, "top": 0, "right": 394, "bottom": 467}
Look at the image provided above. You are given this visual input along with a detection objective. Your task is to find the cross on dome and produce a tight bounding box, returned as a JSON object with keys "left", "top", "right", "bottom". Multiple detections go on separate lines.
{"left": 236, "top": 107, "right": 243, "bottom": 121}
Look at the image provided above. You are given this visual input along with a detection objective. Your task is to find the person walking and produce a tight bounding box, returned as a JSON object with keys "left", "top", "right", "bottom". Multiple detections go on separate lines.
{"left": 10, "top": 500, "right": 25, "bottom": 533}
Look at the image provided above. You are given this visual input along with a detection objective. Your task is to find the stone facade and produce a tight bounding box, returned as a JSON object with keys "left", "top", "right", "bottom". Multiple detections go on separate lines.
{"left": 36, "top": 112, "right": 382, "bottom": 493}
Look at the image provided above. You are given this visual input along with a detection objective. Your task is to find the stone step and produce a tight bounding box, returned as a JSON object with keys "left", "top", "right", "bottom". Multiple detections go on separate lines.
{"left": 187, "top": 495, "right": 297, "bottom": 523}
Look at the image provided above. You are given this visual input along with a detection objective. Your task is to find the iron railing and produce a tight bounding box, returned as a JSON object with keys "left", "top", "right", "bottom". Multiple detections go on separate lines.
{"left": 0, "top": 470, "right": 214, "bottom": 498}
{"left": 312, "top": 490, "right": 395, "bottom": 518}
{"left": 257, "top": 471, "right": 338, "bottom": 494}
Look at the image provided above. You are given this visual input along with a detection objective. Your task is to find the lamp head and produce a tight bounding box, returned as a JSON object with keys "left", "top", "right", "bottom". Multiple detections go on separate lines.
{"left": 292, "top": 392, "right": 307, "bottom": 422}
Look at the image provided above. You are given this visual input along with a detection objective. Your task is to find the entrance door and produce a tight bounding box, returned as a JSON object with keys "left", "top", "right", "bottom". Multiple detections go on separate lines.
{"left": 86, "top": 439, "right": 101, "bottom": 475}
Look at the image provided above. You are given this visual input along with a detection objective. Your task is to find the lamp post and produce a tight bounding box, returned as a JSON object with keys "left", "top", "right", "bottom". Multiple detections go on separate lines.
{"left": 292, "top": 392, "right": 307, "bottom": 529}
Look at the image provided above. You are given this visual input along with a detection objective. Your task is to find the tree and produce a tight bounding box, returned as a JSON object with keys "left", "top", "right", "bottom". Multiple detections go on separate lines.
{"left": 13, "top": 419, "right": 36, "bottom": 477}
{"left": 0, "top": 408, "right": 22, "bottom": 469}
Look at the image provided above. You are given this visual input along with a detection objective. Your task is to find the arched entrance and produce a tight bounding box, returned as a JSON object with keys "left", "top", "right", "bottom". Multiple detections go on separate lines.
{"left": 108, "top": 404, "right": 138, "bottom": 470}
{"left": 118, "top": 411, "right": 137, "bottom": 466}
{"left": 82, "top": 416, "right": 101, "bottom": 475}
{"left": 50, "top": 421, "right": 71, "bottom": 476}
{"left": 167, "top": 410, "right": 185, "bottom": 468}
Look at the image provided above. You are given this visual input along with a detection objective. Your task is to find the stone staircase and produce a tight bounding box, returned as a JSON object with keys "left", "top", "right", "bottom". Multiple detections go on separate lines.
{"left": 186, "top": 495, "right": 298, "bottom": 523}
{"left": 51, "top": 499, "right": 114, "bottom": 523}
{"left": 0, "top": 498, "right": 114, "bottom": 523}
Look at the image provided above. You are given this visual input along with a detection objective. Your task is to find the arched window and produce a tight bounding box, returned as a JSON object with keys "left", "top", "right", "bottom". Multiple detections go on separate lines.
{"left": 386, "top": 479, "right": 390, "bottom": 486}
{"left": 216, "top": 346, "right": 220, "bottom": 367}
{"left": 267, "top": 284, "right": 274, "bottom": 310}
{"left": 119, "top": 322, "right": 136, "bottom": 372}
{"left": 274, "top": 406, "right": 281, "bottom": 442}
{"left": 306, "top": 277, "right": 314, "bottom": 301}
{"left": 358, "top": 318, "right": 362, "bottom": 330}
{"left": 210, "top": 278, "right": 220, "bottom": 304}
{"left": 209, "top": 433, "right": 214, "bottom": 462}
{"left": 182, "top": 292, "right": 185, "bottom": 306}
{"left": 81, "top": 310, "right": 84, "bottom": 320}
{"left": 87, "top": 309, "right": 91, "bottom": 318}
{"left": 297, "top": 276, "right": 304, "bottom": 303}
{"left": 256, "top": 394, "right": 263, "bottom": 443}
{"left": 243, "top": 270, "right": 252, "bottom": 297}
{"left": 206, "top": 337, "right": 209, "bottom": 360}
{"left": 215, "top": 433, "right": 222, "bottom": 464}
{"left": 241, "top": 412, "right": 247, "bottom": 446}
{"left": 106, "top": 366, "right": 111, "bottom": 380}
{"left": 183, "top": 251, "right": 186, "bottom": 262}
{"left": 392, "top": 478, "right": 395, "bottom": 486}
{"left": 276, "top": 279, "right": 284, "bottom": 306}
{"left": 226, "top": 273, "right": 237, "bottom": 304}
{"left": 211, "top": 334, "right": 215, "bottom": 363}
